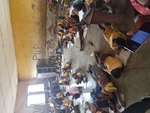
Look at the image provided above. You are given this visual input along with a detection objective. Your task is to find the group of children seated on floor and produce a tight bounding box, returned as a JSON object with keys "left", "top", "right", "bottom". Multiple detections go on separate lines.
{"left": 85, "top": 64, "right": 124, "bottom": 113}
{"left": 50, "top": 53, "right": 124, "bottom": 113}
{"left": 49, "top": 73, "right": 83, "bottom": 113}
{"left": 50, "top": 0, "right": 150, "bottom": 112}
{"left": 56, "top": 14, "right": 81, "bottom": 48}
{"left": 52, "top": 58, "right": 124, "bottom": 113}
{"left": 61, "top": 62, "right": 87, "bottom": 85}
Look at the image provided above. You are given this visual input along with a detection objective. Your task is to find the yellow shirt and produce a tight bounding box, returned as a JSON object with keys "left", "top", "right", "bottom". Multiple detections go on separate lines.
{"left": 96, "top": 110, "right": 102, "bottom": 113}
{"left": 101, "top": 82, "right": 117, "bottom": 97}
{"left": 85, "top": 0, "right": 94, "bottom": 5}
{"left": 104, "top": 56, "right": 122, "bottom": 74}
{"left": 68, "top": 27, "right": 77, "bottom": 34}
{"left": 67, "top": 33, "right": 73, "bottom": 40}
{"left": 62, "top": 99, "right": 72, "bottom": 107}
{"left": 65, "top": 15, "right": 74, "bottom": 23}
{"left": 103, "top": 26, "right": 126, "bottom": 50}
{"left": 57, "top": 21, "right": 63, "bottom": 25}
{"left": 64, "top": 72, "right": 69, "bottom": 77}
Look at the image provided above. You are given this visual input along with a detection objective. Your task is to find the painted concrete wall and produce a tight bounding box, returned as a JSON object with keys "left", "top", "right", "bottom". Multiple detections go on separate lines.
{"left": 46, "top": 3, "right": 59, "bottom": 58}
{"left": 10, "top": 0, "right": 47, "bottom": 80}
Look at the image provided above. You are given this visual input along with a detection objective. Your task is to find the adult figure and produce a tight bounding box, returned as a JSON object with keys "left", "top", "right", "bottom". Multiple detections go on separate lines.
{"left": 72, "top": 0, "right": 124, "bottom": 25}
{"left": 73, "top": 0, "right": 114, "bottom": 13}
{"left": 127, "top": 0, "right": 150, "bottom": 35}
{"left": 130, "top": 0, "right": 150, "bottom": 15}
{"left": 137, "top": 0, "right": 150, "bottom": 6}
{"left": 99, "top": 24, "right": 127, "bottom": 50}
{"left": 127, "top": 15, "right": 150, "bottom": 35}
{"left": 82, "top": 8, "right": 124, "bottom": 25}
{"left": 122, "top": 96, "right": 150, "bottom": 113}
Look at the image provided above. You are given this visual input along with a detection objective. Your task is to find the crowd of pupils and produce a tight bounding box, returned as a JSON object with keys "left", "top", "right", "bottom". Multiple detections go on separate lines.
{"left": 49, "top": 0, "right": 150, "bottom": 113}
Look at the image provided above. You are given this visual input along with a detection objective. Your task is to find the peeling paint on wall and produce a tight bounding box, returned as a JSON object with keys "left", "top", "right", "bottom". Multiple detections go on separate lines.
{"left": 10, "top": 0, "right": 47, "bottom": 80}
{"left": 10, "top": 0, "right": 59, "bottom": 80}
{"left": 46, "top": 3, "right": 59, "bottom": 58}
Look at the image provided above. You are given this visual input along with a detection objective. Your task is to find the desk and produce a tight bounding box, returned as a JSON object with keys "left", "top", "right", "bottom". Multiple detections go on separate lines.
{"left": 83, "top": 8, "right": 124, "bottom": 25}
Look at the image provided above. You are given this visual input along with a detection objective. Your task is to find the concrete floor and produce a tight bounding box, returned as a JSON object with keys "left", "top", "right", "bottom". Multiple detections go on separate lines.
{"left": 62, "top": 0, "right": 150, "bottom": 112}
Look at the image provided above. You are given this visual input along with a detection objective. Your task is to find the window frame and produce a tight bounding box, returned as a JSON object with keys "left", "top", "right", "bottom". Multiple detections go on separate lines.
{"left": 26, "top": 83, "right": 46, "bottom": 107}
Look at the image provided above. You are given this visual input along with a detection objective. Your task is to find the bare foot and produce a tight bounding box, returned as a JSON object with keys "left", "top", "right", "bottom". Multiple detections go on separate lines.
{"left": 126, "top": 30, "right": 134, "bottom": 35}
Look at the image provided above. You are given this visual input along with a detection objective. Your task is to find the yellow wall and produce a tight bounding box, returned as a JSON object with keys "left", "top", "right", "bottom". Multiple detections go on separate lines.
{"left": 10, "top": 0, "right": 46, "bottom": 80}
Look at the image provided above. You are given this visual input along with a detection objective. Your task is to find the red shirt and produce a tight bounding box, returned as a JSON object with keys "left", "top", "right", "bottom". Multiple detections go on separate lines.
{"left": 130, "top": 0, "right": 150, "bottom": 15}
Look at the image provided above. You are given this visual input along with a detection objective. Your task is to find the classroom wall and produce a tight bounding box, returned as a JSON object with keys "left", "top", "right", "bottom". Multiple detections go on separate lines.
{"left": 10, "top": 0, "right": 47, "bottom": 80}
